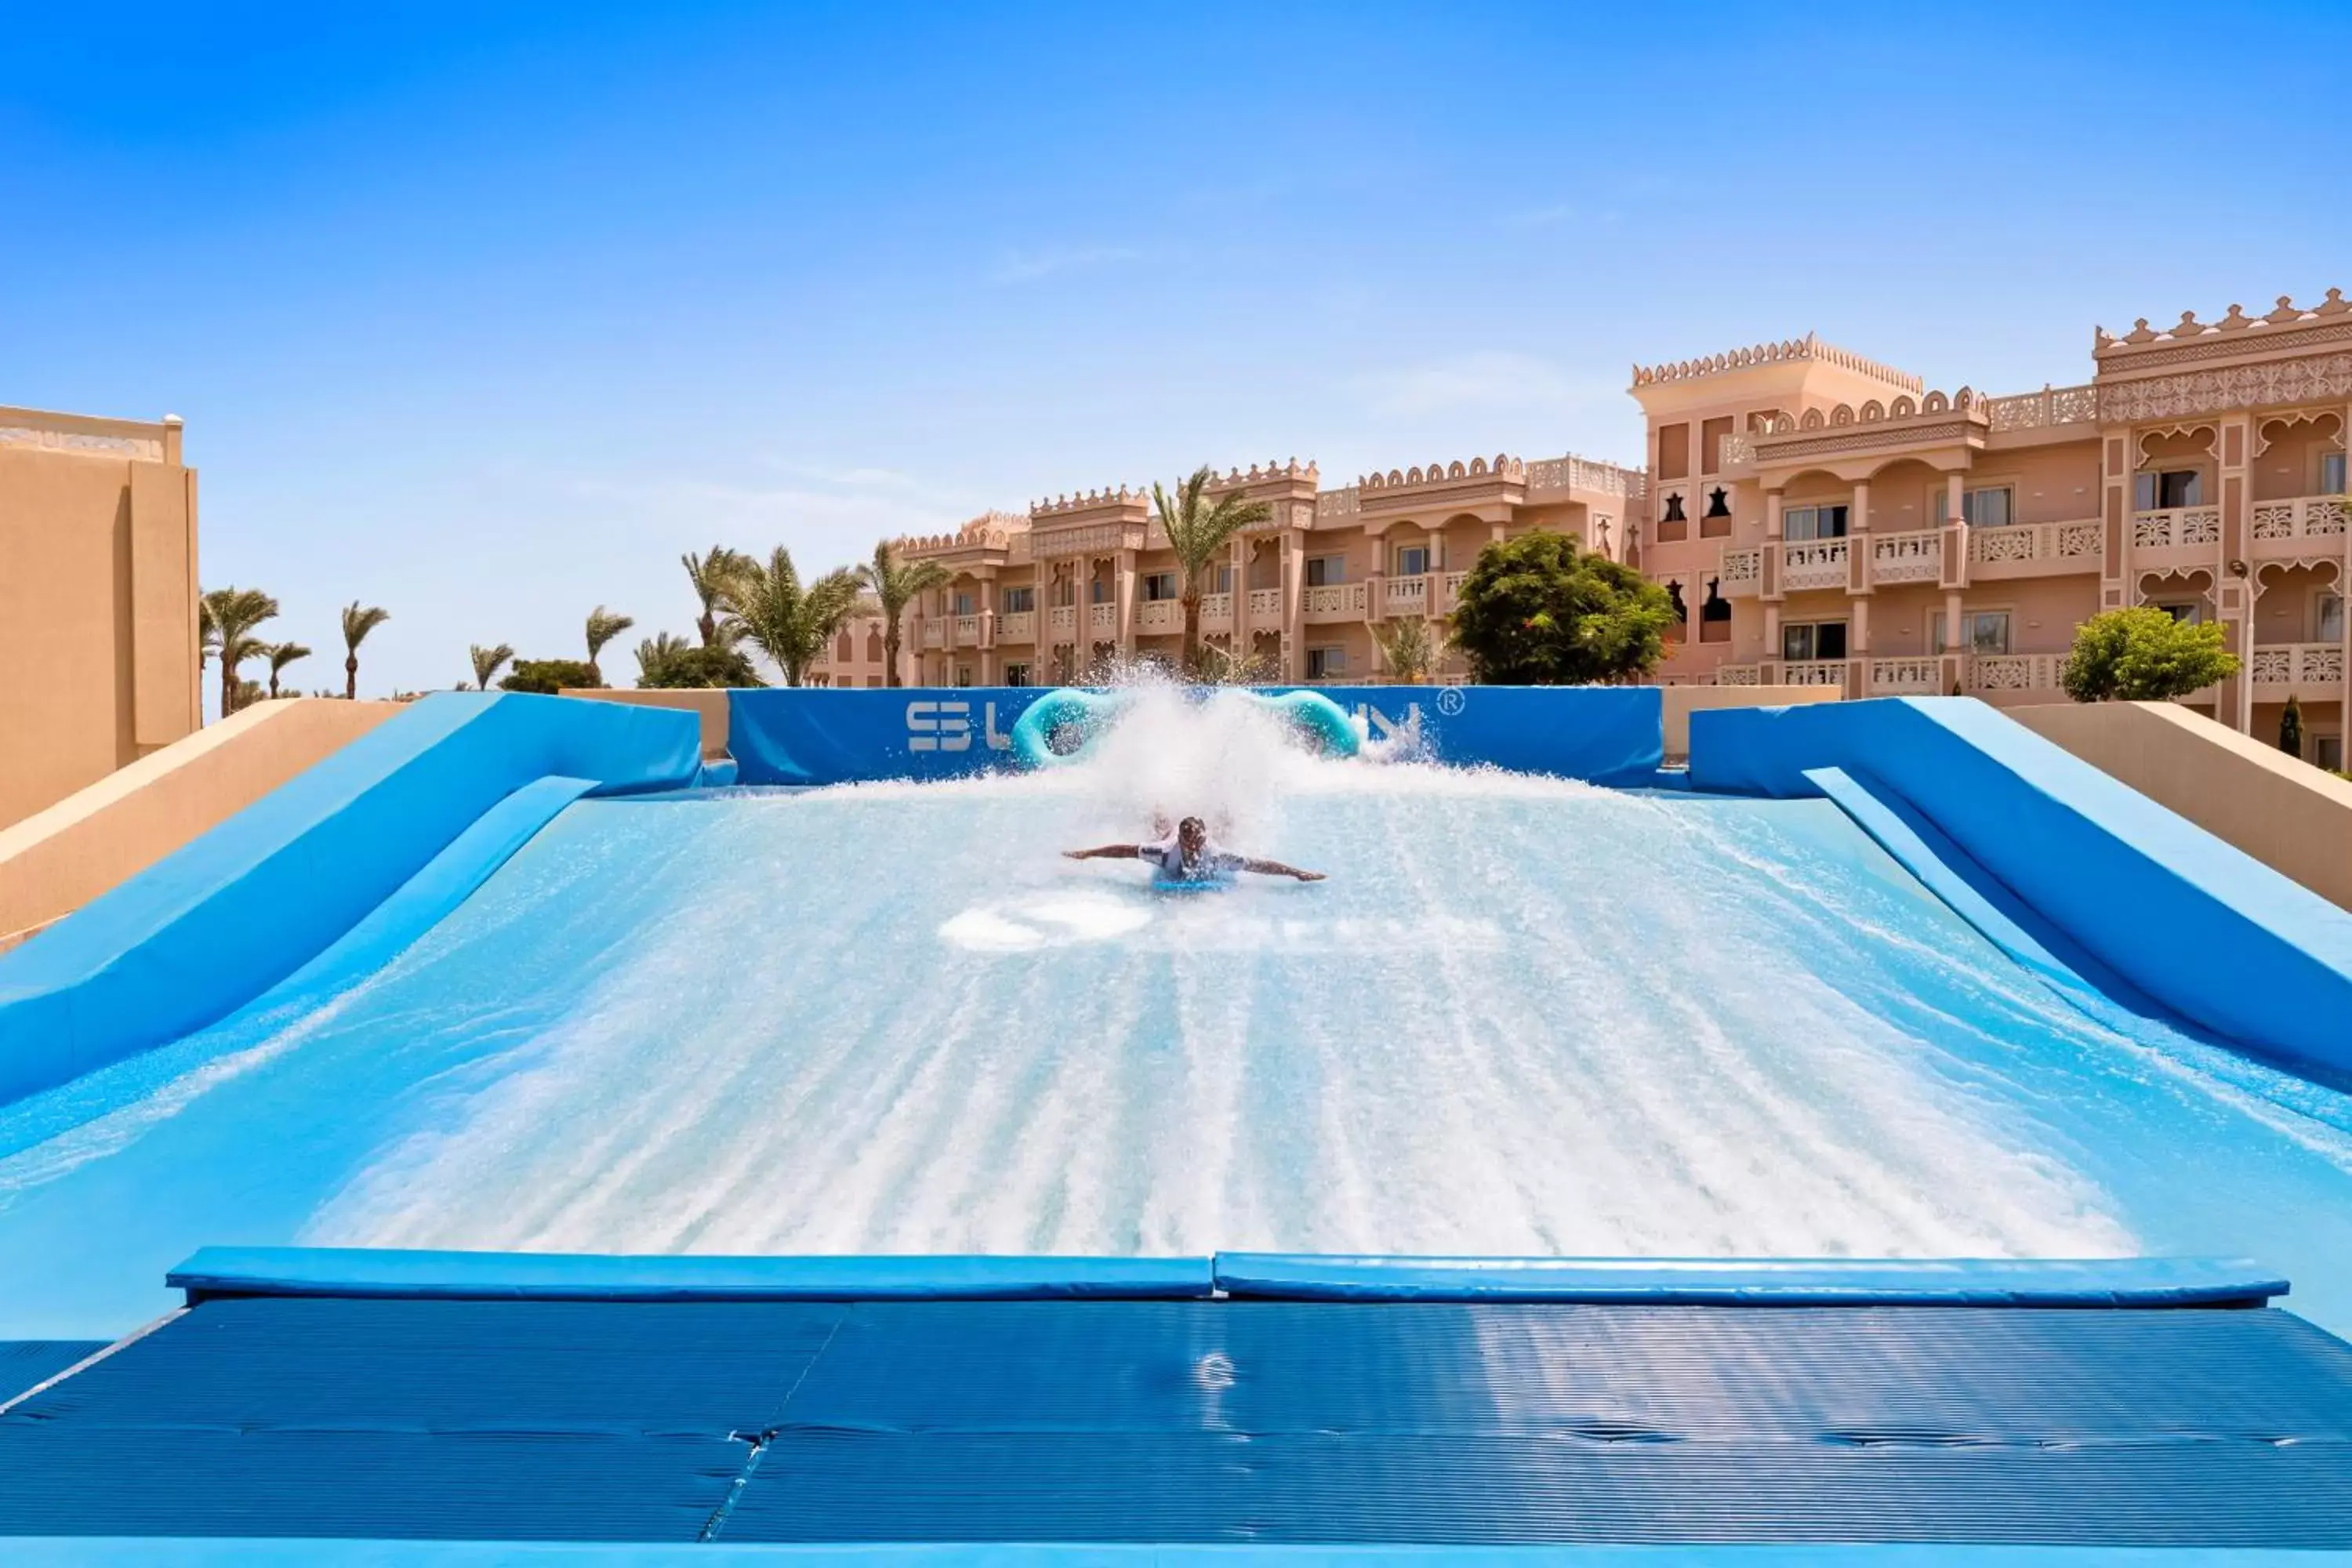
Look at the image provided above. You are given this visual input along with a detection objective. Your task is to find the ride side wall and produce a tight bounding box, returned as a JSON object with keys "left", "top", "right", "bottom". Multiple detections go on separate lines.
{"left": 726, "top": 686, "right": 1665, "bottom": 788}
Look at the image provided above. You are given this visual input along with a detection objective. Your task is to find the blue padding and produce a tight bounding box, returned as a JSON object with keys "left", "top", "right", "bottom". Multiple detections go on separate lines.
{"left": 0, "top": 1341, "right": 105, "bottom": 1404}
{"left": 1690, "top": 698, "right": 2352, "bottom": 1075}
{"left": 0, "top": 694, "right": 700, "bottom": 1109}
{"left": 4, "top": 1548, "right": 2348, "bottom": 1566}
{"left": 167, "top": 1247, "right": 1218, "bottom": 1302}
{"left": 696, "top": 757, "right": 739, "bottom": 787}
{"left": 1212, "top": 1254, "right": 2287, "bottom": 1306}
{"left": 728, "top": 686, "right": 1661, "bottom": 786}
{"left": 5, "top": 1294, "right": 2350, "bottom": 1544}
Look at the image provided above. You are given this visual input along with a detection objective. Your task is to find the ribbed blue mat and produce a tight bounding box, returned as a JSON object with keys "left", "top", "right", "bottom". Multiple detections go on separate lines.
{"left": 1, "top": 1296, "right": 2348, "bottom": 1543}
{"left": 0, "top": 1341, "right": 105, "bottom": 1405}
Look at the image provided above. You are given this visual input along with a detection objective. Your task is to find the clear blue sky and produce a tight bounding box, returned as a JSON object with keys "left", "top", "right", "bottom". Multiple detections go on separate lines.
{"left": 7, "top": 2, "right": 2348, "bottom": 699}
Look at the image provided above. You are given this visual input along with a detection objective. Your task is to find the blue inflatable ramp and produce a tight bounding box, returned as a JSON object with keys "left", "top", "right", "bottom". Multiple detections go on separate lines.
{"left": 0, "top": 1250, "right": 2348, "bottom": 1546}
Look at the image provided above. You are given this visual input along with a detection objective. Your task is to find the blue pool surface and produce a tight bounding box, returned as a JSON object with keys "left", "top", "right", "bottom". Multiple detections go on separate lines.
{"left": 3, "top": 731, "right": 2351, "bottom": 1339}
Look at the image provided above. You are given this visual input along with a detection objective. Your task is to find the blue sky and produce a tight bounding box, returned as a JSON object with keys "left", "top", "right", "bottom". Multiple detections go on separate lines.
{"left": 7, "top": 1, "right": 2349, "bottom": 699}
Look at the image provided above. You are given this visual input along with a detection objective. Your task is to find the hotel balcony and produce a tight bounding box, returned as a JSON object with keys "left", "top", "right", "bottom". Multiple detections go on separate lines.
{"left": 1303, "top": 583, "right": 1367, "bottom": 623}
{"left": 1135, "top": 599, "right": 1181, "bottom": 633}
{"left": 1047, "top": 604, "right": 1077, "bottom": 638}
{"left": 1200, "top": 592, "right": 1233, "bottom": 631}
{"left": 1716, "top": 652, "right": 2066, "bottom": 702}
{"left": 2249, "top": 495, "right": 2350, "bottom": 561}
{"left": 1384, "top": 575, "right": 1429, "bottom": 615}
{"left": 1088, "top": 603, "right": 1117, "bottom": 634}
{"left": 1247, "top": 586, "right": 1283, "bottom": 620}
{"left": 2130, "top": 506, "right": 2223, "bottom": 575}
{"left": 1000, "top": 611, "right": 1036, "bottom": 643}
{"left": 1865, "top": 530, "right": 1943, "bottom": 586}
{"left": 2248, "top": 641, "right": 2347, "bottom": 697}
{"left": 920, "top": 622, "right": 944, "bottom": 650}
{"left": 1969, "top": 519, "right": 2103, "bottom": 578}
{"left": 1719, "top": 546, "right": 1762, "bottom": 597}
{"left": 1777, "top": 538, "right": 1849, "bottom": 592}
{"left": 954, "top": 614, "right": 982, "bottom": 644}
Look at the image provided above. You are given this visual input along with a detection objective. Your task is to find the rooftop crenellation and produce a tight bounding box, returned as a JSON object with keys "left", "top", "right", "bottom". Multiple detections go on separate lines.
{"left": 2096, "top": 288, "right": 2350, "bottom": 354}
{"left": 1631, "top": 332, "right": 1923, "bottom": 395}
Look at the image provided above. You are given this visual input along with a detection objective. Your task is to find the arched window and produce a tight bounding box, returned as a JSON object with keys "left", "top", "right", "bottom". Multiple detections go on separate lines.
{"left": 1704, "top": 487, "right": 1730, "bottom": 519}
{"left": 1700, "top": 579, "right": 1730, "bottom": 644}
{"left": 836, "top": 630, "right": 853, "bottom": 661}
{"left": 866, "top": 628, "right": 884, "bottom": 661}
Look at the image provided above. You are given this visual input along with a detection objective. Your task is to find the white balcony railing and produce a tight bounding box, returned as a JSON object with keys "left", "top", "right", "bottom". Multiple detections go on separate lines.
{"left": 2248, "top": 642, "right": 2347, "bottom": 690}
{"left": 2131, "top": 506, "right": 2222, "bottom": 550}
{"left": 1867, "top": 656, "right": 1943, "bottom": 694}
{"left": 1136, "top": 599, "right": 1181, "bottom": 632}
{"left": 1969, "top": 519, "right": 2103, "bottom": 568}
{"left": 1303, "top": 583, "right": 1367, "bottom": 617}
{"left": 1715, "top": 664, "right": 1763, "bottom": 686}
{"left": 999, "top": 611, "right": 1035, "bottom": 641}
{"left": 955, "top": 614, "right": 982, "bottom": 642}
{"left": 1200, "top": 591, "right": 1233, "bottom": 626}
{"left": 1247, "top": 587, "right": 1283, "bottom": 618}
{"left": 1778, "top": 659, "right": 1850, "bottom": 688}
{"left": 1966, "top": 652, "right": 2063, "bottom": 693}
{"left": 1719, "top": 546, "right": 1762, "bottom": 586}
{"left": 1088, "top": 602, "right": 1117, "bottom": 633}
{"left": 1779, "top": 538, "right": 1849, "bottom": 590}
{"left": 1386, "top": 575, "right": 1428, "bottom": 612}
{"left": 2250, "top": 495, "right": 2350, "bottom": 546}
{"left": 1867, "top": 530, "right": 1942, "bottom": 585}
{"left": 920, "top": 622, "right": 943, "bottom": 649}
{"left": 1047, "top": 604, "right": 1076, "bottom": 636}
{"left": 1436, "top": 571, "right": 1468, "bottom": 612}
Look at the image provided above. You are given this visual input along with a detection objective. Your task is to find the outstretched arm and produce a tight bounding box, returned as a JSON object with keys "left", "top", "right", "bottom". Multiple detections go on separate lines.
{"left": 1064, "top": 844, "right": 1145, "bottom": 861}
{"left": 1237, "top": 857, "right": 1325, "bottom": 882}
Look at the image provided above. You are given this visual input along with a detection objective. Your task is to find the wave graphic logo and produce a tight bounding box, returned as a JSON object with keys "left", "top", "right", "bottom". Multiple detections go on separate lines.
{"left": 906, "top": 700, "right": 1014, "bottom": 753}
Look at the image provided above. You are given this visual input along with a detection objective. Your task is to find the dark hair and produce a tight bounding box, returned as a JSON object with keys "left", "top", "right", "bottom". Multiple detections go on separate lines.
{"left": 1179, "top": 815, "right": 1207, "bottom": 835}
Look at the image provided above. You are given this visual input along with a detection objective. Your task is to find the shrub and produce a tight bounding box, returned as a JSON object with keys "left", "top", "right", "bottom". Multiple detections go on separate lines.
{"left": 638, "top": 643, "right": 762, "bottom": 689}
{"left": 2059, "top": 608, "right": 2239, "bottom": 702}
{"left": 499, "top": 658, "right": 599, "bottom": 694}
{"left": 1449, "top": 531, "right": 1676, "bottom": 684}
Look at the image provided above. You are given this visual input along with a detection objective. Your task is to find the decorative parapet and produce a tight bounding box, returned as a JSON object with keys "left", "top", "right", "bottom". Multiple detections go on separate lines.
{"left": 1032, "top": 485, "right": 1144, "bottom": 517}
{"left": 898, "top": 510, "right": 1029, "bottom": 558}
{"left": 1207, "top": 458, "right": 1317, "bottom": 488}
{"left": 1746, "top": 389, "right": 1990, "bottom": 463}
{"left": 1360, "top": 453, "right": 1523, "bottom": 491}
{"left": 0, "top": 405, "right": 176, "bottom": 463}
{"left": 1985, "top": 383, "right": 2100, "bottom": 432}
{"left": 2096, "top": 289, "right": 2350, "bottom": 360}
{"left": 1527, "top": 453, "right": 1647, "bottom": 499}
{"left": 1316, "top": 486, "right": 1359, "bottom": 517}
{"left": 1631, "top": 332, "right": 1922, "bottom": 395}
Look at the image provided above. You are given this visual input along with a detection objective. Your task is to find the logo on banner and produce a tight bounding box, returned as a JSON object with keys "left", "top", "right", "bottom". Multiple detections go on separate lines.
{"left": 1436, "top": 687, "right": 1466, "bottom": 717}
{"left": 906, "top": 700, "right": 1013, "bottom": 753}
{"left": 1353, "top": 700, "right": 1424, "bottom": 749}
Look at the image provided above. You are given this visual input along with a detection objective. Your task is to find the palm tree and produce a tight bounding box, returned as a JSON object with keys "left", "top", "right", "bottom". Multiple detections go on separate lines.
{"left": 583, "top": 605, "right": 635, "bottom": 687}
{"left": 857, "top": 541, "right": 951, "bottom": 689}
{"left": 1372, "top": 616, "right": 1446, "bottom": 684}
{"left": 264, "top": 641, "right": 311, "bottom": 699}
{"left": 340, "top": 601, "right": 390, "bottom": 700}
{"left": 1152, "top": 466, "right": 1272, "bottom": 677}
{"left": 717, "top": 546, "right": 862, "bottom": 687}
{"left": 201, "top": 586, "right": 280, "bottom": 719}
{"left": 681, "top": 547, "right": 749, "bottom": 647}
{"left": 469, "top": 641, "right": 515, "bottom": 691}
{"left": 635, "top": 631, "right": 691, "bottom": 684}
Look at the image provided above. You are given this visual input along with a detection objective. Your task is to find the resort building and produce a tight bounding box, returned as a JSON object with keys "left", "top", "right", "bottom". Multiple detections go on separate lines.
{"left": 0, "top": 405, "right": 201, "bottom": 829}
{"left": 832, "top": 287, "right": 2349, "bottom": 770}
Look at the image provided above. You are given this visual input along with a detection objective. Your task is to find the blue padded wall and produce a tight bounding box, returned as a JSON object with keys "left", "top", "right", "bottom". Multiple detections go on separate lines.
{"left": 1690, "top": 698, "right": 2352, "bottom": 1075}
{"left": 728, "top": 686, "right": 1663, "bottom": 788}
{"left": 0, "top": 694, "right": 701, "bottom": 1108}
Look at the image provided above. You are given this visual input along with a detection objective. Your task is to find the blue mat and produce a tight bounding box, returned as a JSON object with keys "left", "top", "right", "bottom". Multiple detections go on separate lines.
{"left": 1, "top": 1294, "right": 2348, "bottom": 1544}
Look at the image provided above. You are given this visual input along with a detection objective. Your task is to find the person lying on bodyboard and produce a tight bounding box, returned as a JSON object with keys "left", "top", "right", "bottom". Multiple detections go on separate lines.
{"left": 1063, "top": 815, "right": 1324, "bottom": 884}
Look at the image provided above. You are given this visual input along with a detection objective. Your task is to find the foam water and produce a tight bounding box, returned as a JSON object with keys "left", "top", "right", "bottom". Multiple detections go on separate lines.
{"left": 2, "top": 687, "right": 2351, "bottom": 1337}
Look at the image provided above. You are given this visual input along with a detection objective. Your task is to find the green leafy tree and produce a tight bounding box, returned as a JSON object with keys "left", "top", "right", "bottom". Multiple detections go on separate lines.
{"left": 681, "top": 547, "right": 750, "bottom": 647}
{"left": 2281, "top": 694, "right": 2304, "bottom": 757}
{"left": 1448, "top": 531, "right": 1676, "bottom": 684}
{"left": 264, "top": 641, "right": 311, "bottom": 699}
{"left": 200, "top": 586, "right": 281, "bottom": 718}
{"left": 499, "top": 658, "right": 599, "bottom": 695}
{"left": 470, "top": 641, "right": 515, "bottom": 691}
{"left": 1152, "top": 466, "right": 1272, "bottom": 677}
{"left": 717, "top": 546, "right": 862, "bottom": 687}
{"left": 857, "top": 541, "right": 950, "bottom": 689}
{"left": 637, "top": 634, "right": 763, "bottom": 688}
{"left": 583, "top": 605, "right": 635, "bottom": 687}
{"left": 2060, "top": 607, "right": 2240, "bottom": 702}
{"left": 341, "top": 601, "right": 390, "bottom": 699}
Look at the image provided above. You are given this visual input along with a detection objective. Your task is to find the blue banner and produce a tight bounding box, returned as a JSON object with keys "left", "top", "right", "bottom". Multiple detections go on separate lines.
{"left": 727, "top": 685, "right": 1661, "bottom": 787}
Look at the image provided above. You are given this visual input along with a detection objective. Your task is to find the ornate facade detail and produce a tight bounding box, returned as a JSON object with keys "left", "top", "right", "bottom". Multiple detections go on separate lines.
{"left": 1718, "top": 546, "right": 1761, "bottom": 584}
{"left": 1631, "top": 332, "right": 1922, "bottom": 394}
{"left": 1749, "top": 419, "right": 1979, "bottom": 464}
{"left": 1361, "top": 454, "right": 1523, "bottom": 490}
{"left": 0, "top": 424, "right": 165, "bottom": 460}
{"left": 2099, "top": 353, "right": 2352, "bottom": 423}
{"left": 1986, "top": 383, "right": 2100, "bottom": 431}
{"left": 1316, "top": 486, "right": 1359, "bottom": 517}
{"left": 2094, "top": 290, "right": 2352, "bottom": 367}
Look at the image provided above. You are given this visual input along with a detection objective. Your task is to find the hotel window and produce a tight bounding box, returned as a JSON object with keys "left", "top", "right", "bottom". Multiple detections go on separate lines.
{"left": 2318, "top": 591, "right": 2346, "bottom": 644}
{"left": 2155, "top": 601, "right": 2203, "bottom": 625}
{"left": 1004, "top": 662, "right": 1031, "bottom": 687}
{"left": 2134, "top": 470, "right": 2204, "bottom": 510}
{"left": 1665, "top": 580, "right": 1687, "bottom": 622}
{"left": 1214, "top": 564, "right": 1233, "bottom": 593}
{"left": 1783, "top": 505, "right": 1849, "bottom": 540}
{"left": 864, "top": 675, "right": 883, "bottom": 688}
{"left": 1306, "top": 555, "right": 1346, "bottom": 586}
{"left": 1090, "top": 576, "right": 1110, "bottom": 603}
{"left": 1661, "top": 492, "right": 1687, "bottom": 523}
{"left": 2324, "top": 452, "right": 2348, "bottom": 495}
{"left": 1142, "top": 572, "right": 1178, "bottom": 601}
{"left": 1306, "top": 645, "right": 1347, "bottom": 679}
{"left": 1933, "top": 487, "right": 2014, "bottom": 528}
{"left": 866, "top": 628, "right": 884, "bottom": 661}
{"left": 835, "top": 630, "right": 853, "bottom": 661}
{"left": 2319, "top": 735, "right": 2345, "bottom": 771}
{"left": 1703, "top": 488, "right": 1731, "bottom": 519}
{"left": 1001, "top": 585, "right": 1034, "bottom": 613}
{"left": 1395, "top": 545, "right": 1429, "bottom": 577}
{"left": 953, "top": 591, "right": 976, "bottom": 615}
{"left": 1933, "top": 610, "right": 2012, "bottom": 655}
{"left": 1699, "top": 581, "right": 1730, "bottom": 643}
{"left": 954, "top": 664, "right": 974, "bottom": 688}
{"left": 1781, "top": 621, "right": 1849, "bottom": 662}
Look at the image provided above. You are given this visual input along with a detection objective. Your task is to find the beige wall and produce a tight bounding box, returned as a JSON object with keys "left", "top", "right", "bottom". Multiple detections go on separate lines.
{"left": 561, "top": 688, "right": 730, "bottom": 757}
{"left": 0, "top": 408, "right": 200, "bottom": 829}
{"left": 1661, "top": 684, "right": 1842, "bottom": 758}
{"left": 2009, "top": 700, "right": 2352, "bottom": 911}
{"left": 0, "top": 697, "right": 398, "bottom": 945}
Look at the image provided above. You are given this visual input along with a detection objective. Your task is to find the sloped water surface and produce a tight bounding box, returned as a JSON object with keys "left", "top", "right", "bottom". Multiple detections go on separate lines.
{"left": 3, "top": 690, "right": 2350, "bottom": 1338}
